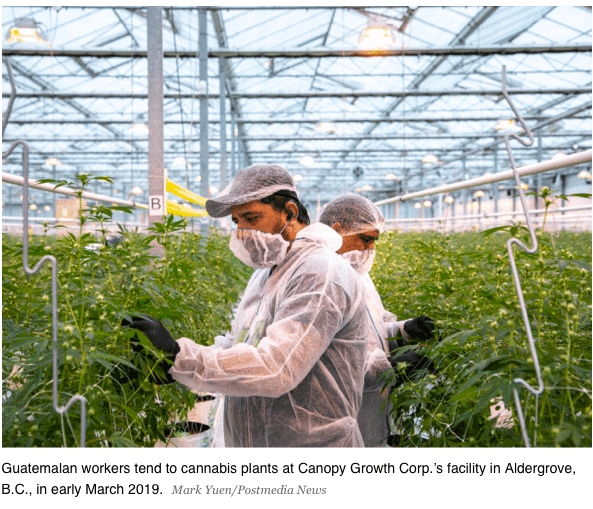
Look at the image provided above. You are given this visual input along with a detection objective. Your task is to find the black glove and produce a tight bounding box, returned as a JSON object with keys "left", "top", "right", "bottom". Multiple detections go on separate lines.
{"left": 390, "top": 351, "right": 436, "bottom": 388}
{"left": 403, "top": 316, "right": 436, "bottom": 342}
{"left": 110, "top": 330, "right": 177, "bottom": 386}
{"left": 121, "top": 313, "right": 180, "bottom": 356}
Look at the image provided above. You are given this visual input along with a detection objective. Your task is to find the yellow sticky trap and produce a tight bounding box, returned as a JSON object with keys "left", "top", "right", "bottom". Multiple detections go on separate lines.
{"left": 166, "top": 200, "right": 208, "bottom": 217}
{"left": 166, "top": 178, "right": 208, "bottom": 207}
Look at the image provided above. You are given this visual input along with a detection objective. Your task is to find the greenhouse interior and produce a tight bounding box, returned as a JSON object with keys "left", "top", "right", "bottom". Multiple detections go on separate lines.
{"left": 2, "top": 6, "right": 592, "bottom": 449}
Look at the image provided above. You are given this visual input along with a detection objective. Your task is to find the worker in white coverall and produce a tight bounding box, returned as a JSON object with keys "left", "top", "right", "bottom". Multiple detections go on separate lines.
{"left": 319, "top": 195, "right": 437, "bottom": 447}
{"left": 124, "top": 164, "right": 369, "bottom": 447}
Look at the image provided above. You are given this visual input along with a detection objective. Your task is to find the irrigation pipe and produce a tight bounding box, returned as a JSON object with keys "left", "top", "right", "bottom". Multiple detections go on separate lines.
{"left": 2, "top": 172, "right": 149, "bottom": 209}
{"left": 374, "top": 149, "right": 592, "bottom": 206}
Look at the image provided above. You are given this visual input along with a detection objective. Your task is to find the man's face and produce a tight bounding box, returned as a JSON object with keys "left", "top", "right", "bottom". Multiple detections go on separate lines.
{"left": 336, "top": 228, "right": 380, "bottom": 254}
{"left": 231, "top": 200, "right": 287, "bottom": 235}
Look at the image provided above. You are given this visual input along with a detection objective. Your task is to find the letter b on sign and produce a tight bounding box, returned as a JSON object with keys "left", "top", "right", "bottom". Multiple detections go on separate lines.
{"left": 149, "top": 195, "right": 164, "bottom": 216}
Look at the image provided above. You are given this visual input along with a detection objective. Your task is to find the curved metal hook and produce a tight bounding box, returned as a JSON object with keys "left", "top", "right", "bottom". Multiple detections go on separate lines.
{"left": 2, "top": 140, "right": 87, "bottom": 447}
{"left": 2, "top": 59, "right": 17, "bottom": 137}
{"left": 499, "top": 65, "right": 545, "bottom": 447}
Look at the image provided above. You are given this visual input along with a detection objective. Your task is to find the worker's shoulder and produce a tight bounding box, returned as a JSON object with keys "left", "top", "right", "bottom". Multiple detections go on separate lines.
{"left": 288, "top": 246, "right": 361, "bottom": 290}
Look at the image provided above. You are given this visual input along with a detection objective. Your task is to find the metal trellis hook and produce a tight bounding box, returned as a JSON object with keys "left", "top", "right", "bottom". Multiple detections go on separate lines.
{"left": 2, "top": 122, "right": 88, "bottom": 443}
{"left": 500, "top": 65, "right": 545, "bottom": 447}
{"left": 2, "top": 59, "right": 17, "bottom": 137}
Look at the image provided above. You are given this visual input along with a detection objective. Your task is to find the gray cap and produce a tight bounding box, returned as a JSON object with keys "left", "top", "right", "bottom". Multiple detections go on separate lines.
{"left": 206, "top": 163, "right": 297, "bottom": 218}
{"left": 319, "top": 194, "right": 385, "bottom": 235}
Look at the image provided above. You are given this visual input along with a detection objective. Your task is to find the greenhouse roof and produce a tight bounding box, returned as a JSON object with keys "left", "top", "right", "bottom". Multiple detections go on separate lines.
{"left": 2, "top": 5, "right": 592, "bottom": 212}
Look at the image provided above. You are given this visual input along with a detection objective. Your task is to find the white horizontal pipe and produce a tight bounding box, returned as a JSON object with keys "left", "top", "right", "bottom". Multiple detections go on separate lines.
{"left": 386, "top": 204, "right": 592, "bottom": 223}
{"left": 2, "top": 172, "right": 148, "bottom": 209}
{"left": 375, "top": 150, "right": 592, "bottom": 206}
{"left": 386, "top": 214, "right": 591, "bottom": 224}
{"left": 1, "top": 216, "right": 149, "bottom": 225}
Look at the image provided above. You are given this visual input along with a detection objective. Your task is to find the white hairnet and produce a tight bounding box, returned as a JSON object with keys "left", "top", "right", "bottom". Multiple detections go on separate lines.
{"left": 206, "top": 164, "right": 297, "bottom": 217}
{"left": 319, "top": 195, "right": 385, "bottom": 235}
{"left": 169, "top": 223, "right": 369, "bottom": 447}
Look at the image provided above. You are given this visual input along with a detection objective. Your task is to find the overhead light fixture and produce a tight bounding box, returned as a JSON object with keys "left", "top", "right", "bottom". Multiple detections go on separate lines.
{"left": 475, "top": 190, "right": 485, "bottom": 198}
{"left": 578, "top": 170, "right": 592, "bottom": 179}
{"left": 552, "top": 152, "right": 567, "bottom": 160}
{"left": 131, "top": 186, "right": 144, "bottom": 195}
{"left": 45, "top": 158, "right": 61, "bottom": 167}
{"left": 422, "top": 154, "right": 438, "bottom": 164}
{"left": 130, "top": 123, "right": 149, "bottom": 135}
{"left": 195, "top": 175, "right": 202, "bottom": 182}
{"left": 172, "top": 157, "right": 187, "bottom": 168}
{"left": 361, "top": 185, "right": 372, "bottom": 191}
{"left": 414, "top": 203, "right": 422, "bottom": 209}
{"left": 358, "top": 21, "right": 396, "bottom": 49}
{"left": 385, "top": 173, "right": 398, "bottom": 180}
{"left": 315, "top": 122, "right": 336, "bottom": 134}
{"left": 209, "top": 186, "right": 219, "bottom": 195}
{"left": 113, "top": 189, "right": 118, "bottom": 194}
{"left": 445, "top": 196, "right": 455, "bottom": 204}
{"left": 300, "top": 156, "right": 315, "bottom": 167}
{"left": 494, "top": 119, "right": 515, "bottom": 131}
{"left": 516, "top": 182, "right": 529, "bottom": 190}
{"left": 30, "top": 204, "right": 37, "bottom": 210}
{"left": 293, "top": 174, "right": 304, "bottom": 182}
{"left": 423, "top": 200, "right": 432, "bottom": 207}
{"left": 5, "top": 18, "right": 47, "bottom": 44}
{"left": 44, "top": 205, "right": 51, "bottom": 211}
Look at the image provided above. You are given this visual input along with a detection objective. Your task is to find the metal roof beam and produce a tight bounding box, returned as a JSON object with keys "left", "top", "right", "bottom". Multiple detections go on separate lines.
{"left": 6, "top": 132, "right": 588, "bottom": 144}
{"left": 16, "top": 145, "right": 583, "bottom": 158}
{"left": 7, "top": 114, "right": 590, "bottom": 125}
{"left": 9, "top": 87, "right": 588, "bottom": 99}
{"left": 3, "top": 44, "right": 590, "bottom": 59}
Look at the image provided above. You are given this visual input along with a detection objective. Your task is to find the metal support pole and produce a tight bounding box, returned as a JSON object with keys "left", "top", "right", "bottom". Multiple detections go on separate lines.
{"left": 147, "top": 7, "right": 165, "bottom": 227}
{"left": 52, "top": 164, "right": 57, "bottom": 218}
{"left": 537, "top": 130, "right": 543, "bottom": 209}
{"left": 231, "top": 109, "right": 236, "bottom": 178}
{"left": 462, "top": 154, "right": 467, "bottom": 217}
{"left": 493, "top": 148, "right": 499, "bottom": 214}
{"left": 199, "top": 8, "right": 209, "bottom": 199}
{"left": 219, "top": 58, "right": 227, "bottom": 189}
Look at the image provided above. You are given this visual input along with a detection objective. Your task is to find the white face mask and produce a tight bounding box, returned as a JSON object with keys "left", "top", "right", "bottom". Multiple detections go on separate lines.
{"left": 229, "top": 222, "right": 291, "bottom": 269}
{"left": 342, "top": 249, "right": 375, "bottom": 275}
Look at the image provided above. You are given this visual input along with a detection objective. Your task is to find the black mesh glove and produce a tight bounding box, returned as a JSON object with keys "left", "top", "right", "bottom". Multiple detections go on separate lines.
{"left": 121, "top": 313, "right": 180, "bottom": 356}
{"left": 110, "top": 330, "right": 177, "bottom": 386}
{"left": 390, "top": 351, "right": 436, "bottom": 388}
{"left": 119, "top": 314, "right": 180, "bottom": 385}
{"left": 403, "top": 316, "right": 436, "bottom": 342}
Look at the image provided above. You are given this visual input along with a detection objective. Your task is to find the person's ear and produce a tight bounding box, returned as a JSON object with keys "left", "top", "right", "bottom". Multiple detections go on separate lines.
{"left": 285, "top": 201, "right": 298, "bottom": 222}
{"left": 331, "top": 222, "right": 343, "bottom": 235}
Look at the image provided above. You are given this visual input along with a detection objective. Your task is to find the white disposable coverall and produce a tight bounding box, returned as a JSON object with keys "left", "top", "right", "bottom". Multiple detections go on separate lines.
{"left": 358, "top": 272, "right": 409, "bottom": 447}
{"left": 170, "top": 223, "right": 369, "bottom": 447}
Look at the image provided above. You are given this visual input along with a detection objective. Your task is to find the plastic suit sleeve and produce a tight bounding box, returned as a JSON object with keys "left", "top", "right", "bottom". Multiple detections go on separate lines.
{"left": 384, "top": 319, "right": 411, "bottom": 342}
{"left": 212, "top": 334, "right": 234, "bottom": 350}
{"left": 365, "top": 347, "right": 392, "bottom": 379}
{"left": 169, "top": 275, "right": 351, "bottom": 398}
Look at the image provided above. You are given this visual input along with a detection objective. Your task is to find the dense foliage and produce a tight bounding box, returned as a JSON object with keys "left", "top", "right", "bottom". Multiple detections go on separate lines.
{"left": 2, "top": 175, "right": 252, "bottom": 447}
{"left": 2, "top": 176, "right": 591, "bottom": 448}
{"left": 375, "top": 223, "right": 592, "bottom": 447}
